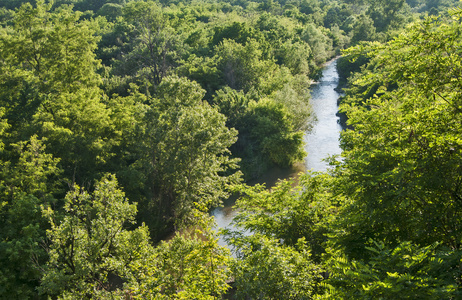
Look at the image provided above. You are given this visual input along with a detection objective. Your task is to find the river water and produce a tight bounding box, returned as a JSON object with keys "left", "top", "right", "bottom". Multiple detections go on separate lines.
{"left": 211, "top": 58, "right": 343, "bottom": 241}
{"left": 304, "top": 58, "right": 343, "bottom": 171}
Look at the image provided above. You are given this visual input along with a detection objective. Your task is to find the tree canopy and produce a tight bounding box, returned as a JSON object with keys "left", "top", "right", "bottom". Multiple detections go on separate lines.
{"left": 0, "top": 0, "right": 460, "bottom": 298}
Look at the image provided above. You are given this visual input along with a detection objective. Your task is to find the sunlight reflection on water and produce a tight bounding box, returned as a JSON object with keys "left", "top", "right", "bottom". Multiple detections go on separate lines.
{"left": 212, "top": 58, "right": 343, "bottom": 247}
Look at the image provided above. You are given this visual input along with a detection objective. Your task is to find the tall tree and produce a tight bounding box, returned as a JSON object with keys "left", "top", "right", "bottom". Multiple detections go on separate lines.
{"left": 116, "top": 0, "right": 184, "bottom": 90}
{"left": 224, "top": 172, "right": 335, "bottom": 298}
{"left": 0, "top": 136, "right": 61, "bottom": 299}
{"left": 126, "top": 214, "right": 232, "bottom": 299}
{"left": 0, "top": 0, "right": 116, "bottom": 182}
{"left": 135, "top": 76, "right": 241, "bottom": 239}
{"left": 40, "top": 174, "right": 153, "bottom": 298}
{"left": 336, "top": 10, "right": 462, "bottom": 251}
{"left": 40, "top": 174, "right": 233, "bottom": 299}
{"left": 326, "top": 11, "right": 462, "bottom": 298}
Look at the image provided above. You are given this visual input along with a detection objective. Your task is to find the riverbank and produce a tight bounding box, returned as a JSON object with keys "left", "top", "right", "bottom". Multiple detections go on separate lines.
{"left": 212, "top": 57, "right": 344, "bottom": 243}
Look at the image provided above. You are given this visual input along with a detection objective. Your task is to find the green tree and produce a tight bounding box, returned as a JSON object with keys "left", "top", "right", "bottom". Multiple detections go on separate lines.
{"left": 40, "top": 174, "right": 153, "bottom": 298}
{"left": 245, "top": 98, "right": 305, "bottom": 168}
{"left": 325, "top": 241, "right": 461, "bottom": 299}
{"left": 230, "top": 172, "right": 337, "bottom": 260}
{"left": 254, "top": 12, "right": 294, "bottom": 52}
{"left": 116, "top": 0, "right": 184, "bottom": 90}
{"left": 276, "top": 41, "right": 312, "bottom": 76}
{"left": 336, "top": 11, "right": 462, "bottom": 252}
{"left": 212, "top": 86, "right": 250, "bottom": 129}
{"left": 212, "top": 81, "right": 310, "bottom": 178}
{"left": 271, "top": 75, "right": 314, "bottom": 132}
{"left": 301, "top": 23, "right": 333, "bottom": 65}
{"left": 0, "top": 0, "right": 31, "bottom": 10}
{"left": 136, "top": 76, "right": 241, "bottom": 239}
{"left": 350, "top": 13, "right": 376, "bottom": 43}
{"left": 367, "top": 0, "right": 406, "bottom": 32}
{"left": 39, "top": 174, "right": 232, "bottom": 299}
{"left": 214, "top": 38, "right": 279, "bottom": 92}
{"left": 0, "top": 1, "right": 116, "bottom": 182}
{"left": 228, "top": 234, "right": 321, "bottom": 299}
{"left": 126, "top": 213, "right": 232, "bottom": 299}
{"left": 224, "top": 173, "right": 332, "bottom": 298}
{"left": 211, "top": 21, "right": 262, "bottom": 47}
{"left": 3, "top": 1, "right": 102, "bottom": 95}
{"left": 0, "top": 136, "right": 61, "bottom": 299}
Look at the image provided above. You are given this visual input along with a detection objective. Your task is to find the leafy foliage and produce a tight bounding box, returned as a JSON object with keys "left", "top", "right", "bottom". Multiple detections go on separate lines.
{"left": 40, "top": 174, "right": 152, "bottom": 298}
{"left": 126, "top": 214, "right": 232, "bottom": 299}
{"left": 40, "top": 174, "right": 232, "bottom": 299}
{"left": 0, "top": 0, "right": 458, "bottom": 298}
{"left": 0, "top": 0, "right": 116, "bottom": 182}
{"left": 228, "top": 233, "right": 322, "bottom": 300}
{"left": 0, "top": 136, "right": 60, "bottom": 298}
{"left": 125, "top": 76, "right": 242, "bottom": 239}
{"left": 322, "top": 8, "right": 462, "bottom": 299}
{"left": 231, "top": 172, "right": 336, "bottom": 259}
{"left": 224, "top": 173, "right": 339, "bottom": 297}
{"left": 336, "top": 10, "right": 462, "bottom": 252}
{"left": 325, "top": 241, "right": 461, "bottom": 299}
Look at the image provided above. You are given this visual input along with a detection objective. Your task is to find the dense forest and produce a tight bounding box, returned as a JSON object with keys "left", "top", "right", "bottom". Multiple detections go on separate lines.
{"left": 0, "top": 0, "right": 461, "bottom": 298}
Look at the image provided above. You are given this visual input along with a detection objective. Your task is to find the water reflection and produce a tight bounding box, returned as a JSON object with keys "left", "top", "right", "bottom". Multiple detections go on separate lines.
{"left": 212, "top": 58, "right": 343, "bottom": 246}
{"left": 304, "top": 58, "right": 343, "bottom": 172}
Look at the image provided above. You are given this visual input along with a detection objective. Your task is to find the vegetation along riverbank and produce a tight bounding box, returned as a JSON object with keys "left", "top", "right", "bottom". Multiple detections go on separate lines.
{"left": 0, "top": 0, "right": 461, "bottom": 298}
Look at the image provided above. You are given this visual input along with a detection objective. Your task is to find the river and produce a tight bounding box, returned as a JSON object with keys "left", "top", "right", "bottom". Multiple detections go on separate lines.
{"left": 211, "top": 58, "right": 343, "bottom": 242}
{"left": 304, "top": 58, "right": 344, "bottom": 172}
